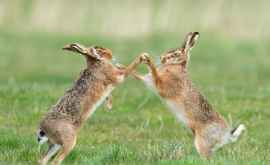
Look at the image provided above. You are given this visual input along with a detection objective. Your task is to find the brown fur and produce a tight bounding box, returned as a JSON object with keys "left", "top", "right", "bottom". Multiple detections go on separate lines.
{"left": 37, "top": 43, "right": 141, "bottom": 165}
{"left": 131, "top": 32, "right": 245, "bottom": 158}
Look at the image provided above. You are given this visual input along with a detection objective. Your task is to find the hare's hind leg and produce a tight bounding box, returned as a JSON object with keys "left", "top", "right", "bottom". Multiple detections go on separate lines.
{"left": 51, "top": 135, "right": 77, "bottom": 165}
{"left": 38, "top": 143, "right": 61, "bottom": 165}
{"left": 194, "top": 135, "right": 213, "bottom": 159}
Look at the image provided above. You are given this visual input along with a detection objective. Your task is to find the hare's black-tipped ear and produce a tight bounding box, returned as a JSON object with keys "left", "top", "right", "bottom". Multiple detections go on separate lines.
{"left": 182, "top": 32, "right": 199, "bottom": 53}
{"left": 63, "top": 43, "right": 88, "bottom": 55}
{"left": 62, "top": 43, "right": 101, "bottom": 60}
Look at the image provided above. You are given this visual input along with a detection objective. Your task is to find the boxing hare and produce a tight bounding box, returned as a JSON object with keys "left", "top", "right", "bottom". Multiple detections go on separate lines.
{"left": 132, "top": 32, "right": 246, "bottom": 158}
{"left": 37, "top": 43, "right": 141, "bottom": 165}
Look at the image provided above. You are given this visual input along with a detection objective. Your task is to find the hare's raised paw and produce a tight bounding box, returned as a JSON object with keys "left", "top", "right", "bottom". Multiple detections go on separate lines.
{"left": 139, "top": 53, "right": 151, "bottom": 64}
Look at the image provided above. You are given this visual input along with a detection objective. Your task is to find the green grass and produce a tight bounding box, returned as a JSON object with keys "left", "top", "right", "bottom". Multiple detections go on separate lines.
{"left": 0, "top": 30, "right": 270, "bottom": 165}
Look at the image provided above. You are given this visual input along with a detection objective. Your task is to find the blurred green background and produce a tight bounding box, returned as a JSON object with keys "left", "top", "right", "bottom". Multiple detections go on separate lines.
{"left": 1, "top": 0, "right": 269, "bottom": 38}
{"left": 0, "top": 0, "right": 269, "bottom": 164}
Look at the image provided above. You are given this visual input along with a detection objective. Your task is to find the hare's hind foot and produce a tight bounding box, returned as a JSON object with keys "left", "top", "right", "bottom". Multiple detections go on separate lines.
{"left": 194, "top": 135, "right": 213, "bottom": 159}
{"left": 51, "top": 136, "right": 77, "bottom": 165}
{"left": 38, "top": 144, "right": 61, "bottom": 165}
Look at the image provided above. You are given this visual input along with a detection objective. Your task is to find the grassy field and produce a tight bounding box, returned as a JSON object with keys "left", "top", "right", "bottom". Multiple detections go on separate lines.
{"left": 0, "top": 29, "right": 270, "bottom": 165}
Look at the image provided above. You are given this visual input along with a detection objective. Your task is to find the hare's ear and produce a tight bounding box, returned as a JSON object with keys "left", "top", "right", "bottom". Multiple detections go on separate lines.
{"left": 62, "top": 43, "right": 101, "bottom": 60}
{"left": 63, "top": 43, "right": 88, "bottom": 55}
{"left": 88, "top": 47, "right": 102, "bottom": 60}
{"left": 181, "top": 32, "right": 199, "bottom": 54}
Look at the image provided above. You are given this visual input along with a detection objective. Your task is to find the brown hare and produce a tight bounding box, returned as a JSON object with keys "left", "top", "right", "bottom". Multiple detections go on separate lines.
{"left": 131, "top": 32, "right": 246, "bottom": 158}
{"left": 37, "top": 43, "right": 142, "bottom": 165}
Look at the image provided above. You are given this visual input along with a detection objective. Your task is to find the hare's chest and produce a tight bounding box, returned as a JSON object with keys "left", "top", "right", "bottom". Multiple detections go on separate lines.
{"left": 165, "top": 100, "right": 188, "bottom": 125}
{"left": 88, "top": 85, "right": 114, "bottom": 116}
{"left": 96, "top": 85, "right": 114, "bottom": 108}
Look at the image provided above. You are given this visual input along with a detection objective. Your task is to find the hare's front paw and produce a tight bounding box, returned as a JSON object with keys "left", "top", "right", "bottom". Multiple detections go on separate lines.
{"left": 139, "top": 53, "right": 150, "bottom": 64}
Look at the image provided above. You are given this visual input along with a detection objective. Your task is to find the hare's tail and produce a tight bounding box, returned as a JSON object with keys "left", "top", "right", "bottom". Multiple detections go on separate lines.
{"left": 230, "top": 124, "right": 246, "bottom": 143}
{"left": 213, "top": 124, "right": 246, "bottom": 152}
{"left": 37, "top": 128, "right": 48, "bottom": 145}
